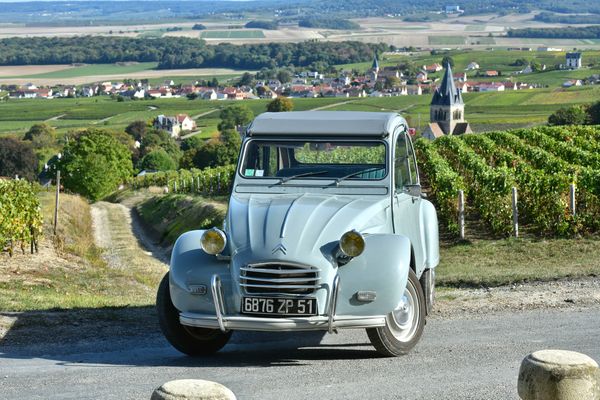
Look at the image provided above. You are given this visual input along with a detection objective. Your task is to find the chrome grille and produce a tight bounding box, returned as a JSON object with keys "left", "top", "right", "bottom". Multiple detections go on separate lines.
{"left": 240, "top": 263, "right": 320, "bottom": 295}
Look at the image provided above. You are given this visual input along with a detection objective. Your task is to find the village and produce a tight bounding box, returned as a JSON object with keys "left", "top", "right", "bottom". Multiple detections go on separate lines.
{"left": 2, "top": 51, "right": 597, "bottom": 103}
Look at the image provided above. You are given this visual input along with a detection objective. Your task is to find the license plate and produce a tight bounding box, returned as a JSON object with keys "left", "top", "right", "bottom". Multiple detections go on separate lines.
{"left": 241, "top": 297, "right": 317, "bottom": 316}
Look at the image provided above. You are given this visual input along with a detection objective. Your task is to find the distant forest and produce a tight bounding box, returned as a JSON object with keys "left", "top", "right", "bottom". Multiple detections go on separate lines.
{"left": 533, "top": 12, "right": 600, "bottom": 24}
{"left": 508, "top": 26, "right": 600, "bottom": 39}
{"left": 1, "top": 0, "right": 599, "bottom": 24}
{"left": 298, "top": 18, "right": 360, "bottom": 30}
{"left": 0, "top": 37, "right": 390, "bottom": 70}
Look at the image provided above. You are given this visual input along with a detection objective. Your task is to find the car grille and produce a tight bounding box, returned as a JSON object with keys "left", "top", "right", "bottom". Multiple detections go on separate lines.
{"left": 240, "top": 263, "right": 320, "bottom": 295}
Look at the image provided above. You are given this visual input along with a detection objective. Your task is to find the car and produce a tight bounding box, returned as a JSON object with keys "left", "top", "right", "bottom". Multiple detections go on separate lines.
{"left": 157, "top": 111, "right": 440, "bottom": 357}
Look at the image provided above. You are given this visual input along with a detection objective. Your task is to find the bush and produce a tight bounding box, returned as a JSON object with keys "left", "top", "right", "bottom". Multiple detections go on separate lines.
{"left": 0, "top": 179, "right": 42, "bottom": 256}
{"left": 141, "top": 149, "right": 177, "bottom": 171}
{"left": 23, "top": 123, "right": 57, "bottom": 148}
{"left": 548, "top": 105, "right": 589, "bottom": 126}
{"left": 267, "top": 97, "right": 294, "bottom": 112}
{"left": 59, "top": 129, "right": 133, "bottom": 201}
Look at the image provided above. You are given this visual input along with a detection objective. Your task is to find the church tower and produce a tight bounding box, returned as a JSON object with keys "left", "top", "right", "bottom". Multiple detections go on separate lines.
{"left": 370, "top": 53, "right": 379, "bottom": 81}
{"left": 430, "top": 63, "right": 465, "bottom": 135}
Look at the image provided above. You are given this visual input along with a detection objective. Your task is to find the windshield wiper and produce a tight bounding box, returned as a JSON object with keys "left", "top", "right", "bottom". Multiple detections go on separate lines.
{"left": 333, "top": 167, "right": 384, "bottom": 186}
{"left": 270, "top": 170, "right": 329, "bottom": 186}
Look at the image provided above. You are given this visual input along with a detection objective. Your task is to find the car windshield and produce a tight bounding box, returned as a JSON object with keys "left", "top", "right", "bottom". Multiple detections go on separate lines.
{"left": 239, "top": 139, "right": 387, "bottom": 182}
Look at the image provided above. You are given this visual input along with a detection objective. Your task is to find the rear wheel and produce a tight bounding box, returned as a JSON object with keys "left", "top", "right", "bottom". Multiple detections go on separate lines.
{"left": 156, "top": 273, "right": 231, "bottom": 356}
{"left": 367, "top": 269, "right": 426, "bottom": 357}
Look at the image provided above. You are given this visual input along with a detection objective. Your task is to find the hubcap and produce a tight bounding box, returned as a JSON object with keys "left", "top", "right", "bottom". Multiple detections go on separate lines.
{"left": 387, "top": 279, "right": 419, "bottom": 342}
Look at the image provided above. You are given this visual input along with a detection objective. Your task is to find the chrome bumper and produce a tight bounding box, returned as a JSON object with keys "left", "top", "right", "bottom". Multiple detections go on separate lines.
{"left": 179, "top": 274, "right": 386, "bottom": 332}
{"left": 179, "top": 313, "right": 386, "bottom": 332}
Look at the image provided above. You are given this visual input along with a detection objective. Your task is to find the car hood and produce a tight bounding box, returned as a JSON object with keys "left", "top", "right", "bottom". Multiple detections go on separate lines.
{"left": 227, "top": 192, "right": 391, "bottom": 261}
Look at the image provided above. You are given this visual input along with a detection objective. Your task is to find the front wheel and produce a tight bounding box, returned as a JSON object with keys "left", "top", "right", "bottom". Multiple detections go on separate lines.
{"left": 367, "top": 269, "right": 426, "bottom": 357}
{"left": 157, "top": 273, "right": 231, "bottom": 356}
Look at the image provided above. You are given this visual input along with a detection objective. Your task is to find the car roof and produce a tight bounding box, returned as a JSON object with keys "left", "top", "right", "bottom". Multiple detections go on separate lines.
{"left": 246, "top": 111, "right": 406, "bottom": 137}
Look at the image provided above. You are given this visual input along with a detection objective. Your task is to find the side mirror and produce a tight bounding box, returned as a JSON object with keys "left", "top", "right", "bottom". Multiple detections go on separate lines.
{"left": 404, "top": 184, "right": 421, "bottom": 198}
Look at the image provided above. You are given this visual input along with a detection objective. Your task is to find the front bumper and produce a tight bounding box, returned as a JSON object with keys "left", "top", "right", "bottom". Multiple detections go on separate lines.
{"left": 179, "top": 313, "right": 386, "bottom": 332}
{"left": 178, "top": 274, "right": 386, "bottom": 332}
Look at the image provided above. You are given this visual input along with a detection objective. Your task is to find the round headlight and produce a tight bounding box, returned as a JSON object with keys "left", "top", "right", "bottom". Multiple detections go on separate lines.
{"left": 200, "top": 228, "right": 227, "bottom": 255}
{"left": 339, "top": 230, "right": 365, "bottom": 258}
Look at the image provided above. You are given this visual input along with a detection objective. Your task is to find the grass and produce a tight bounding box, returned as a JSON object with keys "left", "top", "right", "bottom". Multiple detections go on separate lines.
{"left": 0, "top": 191, "right": 162, "bottom": 311}
{"left": 437, "top": 237, "right": 600, "bottom": 287}
{"left": 4, "top": 62, "right": 159, "bottom": 79}
{"left": 1, "top": 85, "right": 598, "bottom": 137}
{"left": 428, "top": 36, "right": 466, "bottom": 45}
{"left": 137, "top": 194, "right": 227, "bottom": 245}
{"left": 201, "top": 30, "right": 265, "bottom": 39}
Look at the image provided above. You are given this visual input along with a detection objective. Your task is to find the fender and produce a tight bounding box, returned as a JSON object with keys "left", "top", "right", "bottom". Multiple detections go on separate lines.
{"left": 169, "top": 230, "right": 231, "bottom": 314}
{"left": 420, "top": 199, "right": 440, "bottom": 270}
{"left": 336, "top": 233, "right": 411, "bottom": 317}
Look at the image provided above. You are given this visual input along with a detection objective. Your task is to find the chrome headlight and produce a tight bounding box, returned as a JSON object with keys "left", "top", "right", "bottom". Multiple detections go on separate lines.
{"left": 200, "top": 228, "right": 227, "bottom": 255}
{"left": 339, "top": 230, "right": 365, "bottom": 258}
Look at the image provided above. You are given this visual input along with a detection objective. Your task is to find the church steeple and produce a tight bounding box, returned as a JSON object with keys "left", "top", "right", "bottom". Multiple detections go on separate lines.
{"left": 431, "top": 63, "right": 463, "bottom": 106}
{"left": 371, "top": 53, "right": 379, "bottom": 73}
{"left": 424, "top": 62, "right": 470, "bottom": 138}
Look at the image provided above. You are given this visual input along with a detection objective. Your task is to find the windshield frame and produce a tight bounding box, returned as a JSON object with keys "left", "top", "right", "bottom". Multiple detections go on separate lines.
{"left": 237, "top": 137, "right": 390, "bottom": 184}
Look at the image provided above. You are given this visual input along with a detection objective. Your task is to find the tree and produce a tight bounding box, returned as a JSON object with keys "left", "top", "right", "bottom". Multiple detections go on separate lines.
{"left": 140, "top": 130, "right": 182, "bottom": 166}
{"left": 23, "top": 123, "right": 56, "bottom": 148}
{"left": 140, "top": 149, "right": 177, "bottom": 171}
{"left": 181, "top": 135, "right": 205, "bottom": 151}
{"left": 192, "top": 141, "right": 235, "bottom": 169}
{"left": 441, "top": 55, "right": 454, "bottom": 68}
{"left": 384, "top": 76, "right": 401, "bottom": 89}
{"left": 276, "top": 69, "right": 292, "bottom": 84}
{"left": 587, "top": 101, "right": 600, "bottom": 125}
{"left": 125, "top": 120, "right": 148, "bottom": 141}
{"left": 238, "top": 72, "right": 254, "bottom": 87}
{"left": 58, "top": 129, "right": 133, "bottom": 201}
{"left": 266, "top": 97, "right": 294, "bottom": 112}
{"left": 218, "top": 104, "right": 254, "bottom": 131}
{"left": 0, "top": 138, "right": 37, "bottom": 181}
{"left": 548, "top": 105, "right": 589, "bottom": 126}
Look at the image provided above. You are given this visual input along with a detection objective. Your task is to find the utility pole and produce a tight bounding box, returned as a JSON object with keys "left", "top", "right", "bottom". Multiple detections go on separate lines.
{"left": 53, "top": 170, "right": 60, "bottom": 235}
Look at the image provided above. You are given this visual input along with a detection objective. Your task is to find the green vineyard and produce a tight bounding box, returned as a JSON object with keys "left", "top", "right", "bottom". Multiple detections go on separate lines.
{"left": 0, "top": 179, "right": 43, "bottom": 256}
{"left": 415, "top": 125, "right": 600, "bottom": 237}
{"left": 132, "top": 164, "right": 235, "bottom": 196}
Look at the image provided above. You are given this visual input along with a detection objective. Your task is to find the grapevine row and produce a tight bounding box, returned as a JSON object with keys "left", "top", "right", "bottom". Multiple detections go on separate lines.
{"left": 414, "top": 139, "right": 466, "bottom": 234}
{"left": 131, "top": 164, "right": 236, "bottom": 196}
{"left": 0, "top": 179, "right": 43, "bottom": 256}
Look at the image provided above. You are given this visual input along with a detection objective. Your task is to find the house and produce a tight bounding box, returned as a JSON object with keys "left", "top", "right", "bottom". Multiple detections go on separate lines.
{"left": 537, "top": 47, "right": 563, "bottom": 52}
{"left": 472, "top": 82, "right": 505, "bottom": 92}
{"left": 416, "top": 71, "right": 429, "bottom": 82}
{"left": 484, "top": 70, "right": 499, "bottom": 77}
{"left": 81, "top": 86, "right": 96, "bottom": 97}
{"left": 503, "top": 81, "right": 518, "bottom": 90}
{"left": 445, "top": 5, "right": 464, "bottom": 13}
{"left": 465, "top": 62, "right": 480, "bottom": 71}
{"left": 566, "top": 52, "right": 582, "bottom": 70}
{"left": 563, "top": 80, "right": 583, "bottom": 88}
{"left": 453, "top": 72, "right": 467, "bottom": 82}
{"left": 423, "top": 63, "right": 443, "bottom": 73}
{"left": 200, "top": 89, "right": 218, "bottom": 100}
{"left": 153, "top": 114, "right": 196, "bottom": 138}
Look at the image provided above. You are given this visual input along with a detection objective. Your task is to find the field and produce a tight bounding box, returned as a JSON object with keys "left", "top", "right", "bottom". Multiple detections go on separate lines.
{"left": 0, "top": 85, "right": 597, "bottom": 137}
{"left": 0, "top": 65, "right": 248, "bottom": 86}
{"left": 1, "top": 13, "right": 600, "bottom": 49}
{"left": 201, "top": 30, "right": 265, "bottom": 39}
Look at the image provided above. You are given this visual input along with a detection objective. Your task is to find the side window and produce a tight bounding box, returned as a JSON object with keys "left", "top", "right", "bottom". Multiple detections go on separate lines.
{"left": 395, "top": 133, "right": 410, "bottom": 191}
{"left": 406, "top": 137, "right": 419, "bottom": 185}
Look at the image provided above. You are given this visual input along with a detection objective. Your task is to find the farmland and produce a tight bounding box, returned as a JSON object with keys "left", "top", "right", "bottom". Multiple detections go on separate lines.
{"left": 0, "top": 85, "right": 598, "bottom": 138}
{"left": 200, "top": 30, "right": 265, "bottom": 39}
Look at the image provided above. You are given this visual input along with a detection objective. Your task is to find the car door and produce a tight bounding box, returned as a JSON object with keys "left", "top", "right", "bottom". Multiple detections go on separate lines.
{"left": 392, "top": 130, "right": 425, "bottom": 272}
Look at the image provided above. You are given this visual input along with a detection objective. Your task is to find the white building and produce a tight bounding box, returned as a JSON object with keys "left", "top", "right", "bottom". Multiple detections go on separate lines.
{"left": 566, "top": 52, "right": 582, "bottom": 70}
